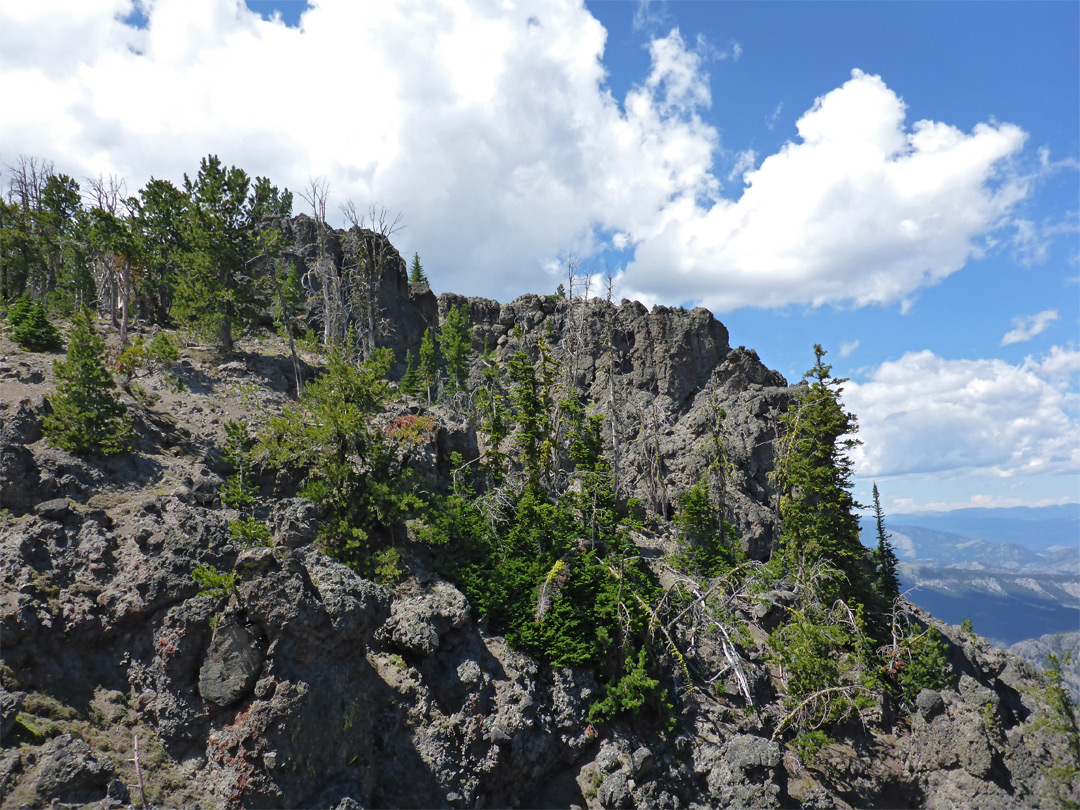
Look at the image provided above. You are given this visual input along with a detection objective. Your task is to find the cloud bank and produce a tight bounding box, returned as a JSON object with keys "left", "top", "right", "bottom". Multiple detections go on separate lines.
{"left": 0, "top": 1, "right": 1032, "bottom": 309}
{"left": 845, "top": 348, "right": 1080, "bottom": 481}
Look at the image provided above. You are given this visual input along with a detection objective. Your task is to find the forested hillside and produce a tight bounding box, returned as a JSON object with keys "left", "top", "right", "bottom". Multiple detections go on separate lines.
{"left": 1, "top": 155, "right": 1077, "bottom": 809}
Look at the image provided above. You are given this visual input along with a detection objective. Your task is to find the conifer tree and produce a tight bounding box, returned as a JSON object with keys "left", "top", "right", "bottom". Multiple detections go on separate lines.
{"left": 8, "top": 294, "right": 62, "bottom": 350}
{"left": 440, "top": 303, "right": 474, "bottom": 393}
{"left": 872, "top": 483, "right": 901, "bottom": 601}
{"left": 43, "top": 307, "right": 130, "bottom": 457}
{"left": 773, "top": 345, "right": 867, "bottom": 593}
{"left": 400, "top": 348, "right": 421, "bottom": 396}
{"left": 418, "top": 328, "right": 439, "bottom": 402}
{"left": 171, "top": 156, "right": 257, "bottom": 352}
{"left": 409, "top": 252, "right": 428, "bottom": 284}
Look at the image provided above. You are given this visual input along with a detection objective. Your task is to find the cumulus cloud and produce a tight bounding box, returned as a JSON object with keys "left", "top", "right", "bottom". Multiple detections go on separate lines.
{"left": 0, "top": 5, "right": 1031, "bottom": 308}
{"left": 845, "top": 348, "right": 1080, "bottom": 481}
{"left": 1002, "top": 309, "right": 1058, "bottom": 345}
{"left": 1, "top": 1, "right": 725, "bottom": 300}
{"left": 619, "top": 70, "right": 1029, "bottom": 311}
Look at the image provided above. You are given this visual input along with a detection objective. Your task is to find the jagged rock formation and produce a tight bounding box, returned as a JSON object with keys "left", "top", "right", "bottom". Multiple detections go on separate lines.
{"left": 0, "top": 227, "right": 1074, "bottom": 809}
{"left": 277, "top": 216, "right": 789, "bottom": 559}
{"left": 436, "top": 292, "right": 789, "bottom": 561}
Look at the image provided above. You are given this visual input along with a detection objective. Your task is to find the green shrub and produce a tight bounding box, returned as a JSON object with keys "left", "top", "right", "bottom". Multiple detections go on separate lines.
{"left": 884, "top": 625, "right": 953, "bottom": 708}
{"left": 192, "top": 565, "right": 236, "bottom": 600}
{"left": 373, "top": 547, "right": 403, "bottom": 585}
{"left": 1031, "top": 653, "right": 1079, "bottom": 810}
{"left": 228, "top": 517, "right": 272, "bottom": 548}
{"left": 791, "top": 729, "right": 834, "bottom": 767}
{"left": 673, "top": 480, "right": 741, "bottom": 576}
{"left": 769, "top": 599, "right": 879, "bottom": 736}
{"left": 117, "top": 331, "right": 180, "bottom": 382}
{"left": 588, "top": 647, "right": 673, "bottom": 728}
{"left": 221, "top": 420, "right": 258, "bottom": 508}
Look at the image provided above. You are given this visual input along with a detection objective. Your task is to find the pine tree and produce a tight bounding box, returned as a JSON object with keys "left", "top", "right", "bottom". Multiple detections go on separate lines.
{"left": 773, "top": 345, "right": 867, "bottom": 591}
{"left": 872, "top": 483, "right": 901, "bottom": 601}
{"left": 171, "top": 156, "right": 257, "bottom": 352}
{"left": 43, "top": 307, "right": 130, "bottom": 457}
{"left": 409, "top": 252, "right": 428, "bottom": 284}
{"left": 418, "top": 328, "right": 439, "bottom": 403}
{"left": 440, "top": 303, "right": 474, "bottom": 393}
{"left": 400, "top": 348, "right": 421, "bottom": 396}
{"left": 8, "top": 294, "right": 62, "bottom": 351}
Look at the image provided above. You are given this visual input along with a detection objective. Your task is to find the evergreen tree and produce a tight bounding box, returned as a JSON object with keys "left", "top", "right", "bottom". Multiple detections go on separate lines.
{"left": 409, "top": 252, "right": 428, "bottom": 284}
{"left": 40, "top": 173, "right": 91, "bottom": 314}
{"left": 257, "top": 347, "right": 420, "bottom": 576}
{"left": 171, "top": 156, "right": 257, "bottom": 352}
{"left": 440, "top": 303, "right": 474, "bottom": 393}
{"left": 419, "top": 328, "right": 439, "bottom": 402}
{"left": 400, "top": 348, "right": 421, "bottom": 396}
{"left": 872, "top": 483, "right": 901, "bottom": 601}
{"left": 43, "top": 307, "right": 130, "bottom": 457}
{"left": 130, "top": 177, "right": 187, "bottom": 322}
{"left": 8, "top": 294, "right": 62, "bottom": 350}
{"left": 773, "top": 345, "right": 867, "bottom": 592}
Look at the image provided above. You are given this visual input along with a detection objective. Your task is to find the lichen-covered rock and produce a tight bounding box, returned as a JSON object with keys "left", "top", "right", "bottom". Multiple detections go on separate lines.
{"left": 270, "top": 497, "right": 318, "bottom": 548}
{"left": 0, "top": 688, "right": 25, "bottom": 742}
{"left": 379, "top": 580, "right": 469, "bottom": 656}
{"left": 198, "top": 619, "right": 266, "bottom": 707}
{"left": 16, "top": 733, "right": 114, "bottom": 806}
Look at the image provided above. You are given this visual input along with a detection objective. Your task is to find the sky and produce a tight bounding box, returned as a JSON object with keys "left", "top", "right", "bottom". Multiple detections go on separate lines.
{"left": 1, "top": 0, "right": 1077, "bottom": 516}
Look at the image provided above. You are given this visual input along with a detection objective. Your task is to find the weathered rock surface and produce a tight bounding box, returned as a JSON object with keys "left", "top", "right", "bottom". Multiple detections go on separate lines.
{"left": 0, "top": 258, "right": 1073, "bottom": 809}
{"left": 435, "top": 292, "right": 792, "bottom": 560}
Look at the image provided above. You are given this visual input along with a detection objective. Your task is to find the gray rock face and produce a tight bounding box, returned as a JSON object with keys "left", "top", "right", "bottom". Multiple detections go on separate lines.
{"left": 270, "top": 497, "right": 319, "bottom": 548}
{"left": 379, "top": 580, "right": 469, "bottom": 655}
{"left": 198, "top": 620, "right": 265, "bottom": 707}
{"left": 18, "top": 733, "right": 114, "bottom": 806}
{"left": 916, "top": 688, "right": 945, "bottom": 721}
{"left": 0, "top": 688, "right": 25, "bottom": 743}
{"left": 435, "top": 291, "right": 793, "bottom": 559}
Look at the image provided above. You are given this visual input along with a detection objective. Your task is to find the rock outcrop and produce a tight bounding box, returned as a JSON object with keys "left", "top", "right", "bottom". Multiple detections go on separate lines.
{"left": 0, "top": 232, "right": 1073, "bottom": 808}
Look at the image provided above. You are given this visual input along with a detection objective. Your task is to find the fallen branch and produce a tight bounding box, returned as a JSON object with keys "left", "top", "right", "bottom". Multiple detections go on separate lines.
{"left": 130, "top": 734, "right": 148, "bottom": 809}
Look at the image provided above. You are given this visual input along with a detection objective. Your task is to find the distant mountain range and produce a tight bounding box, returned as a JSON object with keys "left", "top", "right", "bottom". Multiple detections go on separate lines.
{"left": 860, "top": 504, "right": 1080, "bottom": 648}
{"left": 886, "top": 504, "right": 1079, "bottom": 553}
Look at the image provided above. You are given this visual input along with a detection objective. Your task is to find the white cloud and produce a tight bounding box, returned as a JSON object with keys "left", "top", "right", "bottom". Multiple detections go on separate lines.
{"left": 886, "top": 494, "right": 1079, "bottom": 515}
{"left": 633, "top": 0, "right": 669, "bottom": 32}
{"left": 0, "top": 6, "right": 1031, "bottom": 309}
{"left": 837, "top": 339, "right": 860, "bottom": 359}
{"left": 845, "top": 348, "right": 1080, "bottom": 481}
{"left": 1, "top": 1, "right": 726, "bottom": 300}
{"left": 727, "top": 149, "right": 756, "bottom": 183}
{"left": 765, "top": 102, "right": 783, "bottom": 130}
{"left": 1002, "top": 309, "right": 1059, "bottom": 345}
{"left": 618, "top": 70, "right": 1029, "bottom": 311}
{"left": 1032, "top": 344, "right": 1080, "bottom": 379}
{"left": 1010, "top": 219, "right": 1050, "bottom": 266}
{"left": 646, "top": 29, "right": 711, "bottom": 113}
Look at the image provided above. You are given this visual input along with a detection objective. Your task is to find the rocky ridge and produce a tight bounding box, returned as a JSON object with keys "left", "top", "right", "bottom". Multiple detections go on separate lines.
{"left": 1, "top": 229, "right": 1075, "bottom": 809}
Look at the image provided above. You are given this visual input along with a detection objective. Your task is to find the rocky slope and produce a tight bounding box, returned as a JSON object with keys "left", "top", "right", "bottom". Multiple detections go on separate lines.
{"left": 1, "top": 230, "right": 1076, "bottom": 809}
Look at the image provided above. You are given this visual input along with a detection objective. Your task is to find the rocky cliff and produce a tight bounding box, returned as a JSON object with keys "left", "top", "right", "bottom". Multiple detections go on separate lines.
{"left": 0, "top": 228, "right": 1075, "bottom": 809}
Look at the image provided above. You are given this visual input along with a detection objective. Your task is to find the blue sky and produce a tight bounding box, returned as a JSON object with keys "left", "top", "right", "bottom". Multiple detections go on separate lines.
{"left": 0, "top": 0, "right": 1076, "bottom": 514}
